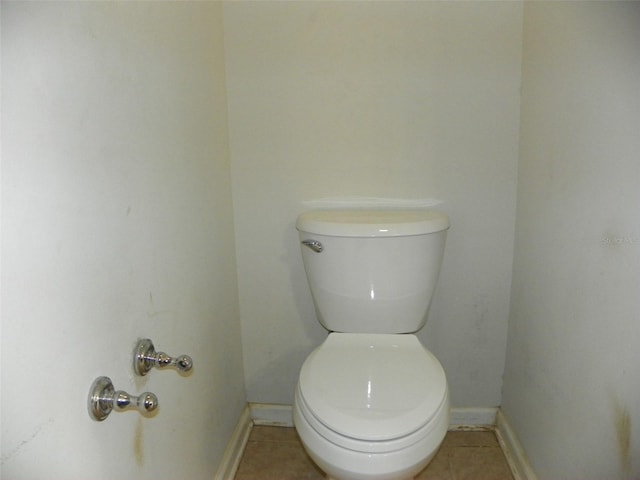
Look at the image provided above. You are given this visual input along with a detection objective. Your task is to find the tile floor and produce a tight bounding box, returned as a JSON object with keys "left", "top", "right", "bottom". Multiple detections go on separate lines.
{"left": 234, "top": 426, "right": 514, "bottom": 480}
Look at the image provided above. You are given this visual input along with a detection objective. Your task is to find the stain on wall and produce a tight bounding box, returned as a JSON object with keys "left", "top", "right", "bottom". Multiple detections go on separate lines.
{"left": 613, "top": 397, "right": 632, "bottom": 474}
{"left": 133, "top": 418, "right": 144, "bottom": 467}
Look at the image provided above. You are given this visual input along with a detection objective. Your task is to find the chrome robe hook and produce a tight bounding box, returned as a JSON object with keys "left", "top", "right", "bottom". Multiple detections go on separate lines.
{"left": 88, "top": 376, "right": 158, "bottom": 421}
{"left": 134, "top": 339, "right": 193, "bottom": 376}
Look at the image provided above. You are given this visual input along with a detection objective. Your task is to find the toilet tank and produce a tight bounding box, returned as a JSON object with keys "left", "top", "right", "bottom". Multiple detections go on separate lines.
{"left": 296, "top": 210, "right": 449, "bottom": 334}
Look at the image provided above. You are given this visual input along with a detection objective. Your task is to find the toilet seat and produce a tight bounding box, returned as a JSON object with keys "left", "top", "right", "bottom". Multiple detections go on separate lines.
{"left": 298, "top": 333, "right": 448, "bottom": 446}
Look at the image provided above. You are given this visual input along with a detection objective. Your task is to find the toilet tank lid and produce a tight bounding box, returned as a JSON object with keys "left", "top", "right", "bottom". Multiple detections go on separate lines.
{"left": 296, "top": 210, "right": 449, "bottom": 237}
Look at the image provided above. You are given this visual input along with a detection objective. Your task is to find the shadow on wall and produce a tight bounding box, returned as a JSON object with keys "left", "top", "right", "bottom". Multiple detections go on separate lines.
{"left": 246, "top": 345, "right": 319, "bottom": 406}
{"left": 281, "top": 218, "right": 328, "bottom": 342}
{"left": 242, "top": 219, "right": 328, "bottom": 403}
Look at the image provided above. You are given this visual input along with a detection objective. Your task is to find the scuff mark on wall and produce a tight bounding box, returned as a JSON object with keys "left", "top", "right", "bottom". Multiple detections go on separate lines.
{"left": 147, "top": 291, "right": 170, "bottom": 318}
{"left": 0, "top": 419, "right": 54, "bottom": 465}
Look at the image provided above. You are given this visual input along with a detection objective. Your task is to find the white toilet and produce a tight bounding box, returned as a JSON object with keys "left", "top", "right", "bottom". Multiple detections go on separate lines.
{"left": 293, "top": 210, "right": 450, "bottom": 480}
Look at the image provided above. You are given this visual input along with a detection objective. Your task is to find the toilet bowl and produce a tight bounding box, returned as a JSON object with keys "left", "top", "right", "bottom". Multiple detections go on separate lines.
{"left": 294, "top": 210, "right": 450, "bottom": 480}
{"left": 293, "top": 333, "right": 449, "bottom": 480}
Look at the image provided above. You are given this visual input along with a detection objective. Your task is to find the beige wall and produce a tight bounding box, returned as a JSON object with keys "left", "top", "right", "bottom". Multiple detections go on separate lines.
{"left": 1, "top": 3, "right": 245, "bottom": 478}
{"left": 224, "top": 1, "right": 523, "bottom": 407}
{"left": 503, "top": 2, "right": 640, "bottom": 478}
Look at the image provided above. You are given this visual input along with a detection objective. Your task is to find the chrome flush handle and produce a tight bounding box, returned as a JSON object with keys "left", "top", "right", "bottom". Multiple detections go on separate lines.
{"left": 134, "top": 338, "right": 193, "bottom": 376}
{"left": 88, "top": 376, "right": 158, "bottom": 421}
{"left": 301, "top": 239, "right": 323, "bottom": 253}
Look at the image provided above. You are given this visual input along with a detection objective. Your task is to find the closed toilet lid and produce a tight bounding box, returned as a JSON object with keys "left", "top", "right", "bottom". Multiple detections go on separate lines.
{"left": 299, "top": 333, "right": 448, "bottom": 442}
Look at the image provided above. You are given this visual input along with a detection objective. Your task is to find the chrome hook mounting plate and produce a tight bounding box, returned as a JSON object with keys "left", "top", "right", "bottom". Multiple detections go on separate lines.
{"left": 88, "top": 376, "right": 114, "bottom": 421}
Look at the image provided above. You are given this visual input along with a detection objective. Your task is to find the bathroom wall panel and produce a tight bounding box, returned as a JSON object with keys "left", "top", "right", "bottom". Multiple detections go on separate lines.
{"left": 224, "top": 1, "right": 523, "bottom": 408}
{"left": 1, "top": 3, "right": 245, "bottom": 478}
{"left": 503, "top": 2, "right": 640, "bottom": 478}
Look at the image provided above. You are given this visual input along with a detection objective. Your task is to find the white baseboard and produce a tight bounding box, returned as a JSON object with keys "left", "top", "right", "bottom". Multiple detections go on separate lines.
{"left": 249, "top": 402, "right": 295, "bottom": 427}
{"left": 248, "top": 403, "right": 497, "bottom": 430}
{"left": 495, "top": 410, "right": 538, "bottom": 480}
{"left": 448, "top": 407, "right": 498, "bottom": 429}
{"left": 213, "top": 404, "right": 253, "bottom": 480}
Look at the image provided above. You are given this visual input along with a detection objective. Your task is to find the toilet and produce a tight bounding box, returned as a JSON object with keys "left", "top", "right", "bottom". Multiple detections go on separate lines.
{"left": 293, "top": 210, "right": 450, "bottom": 480}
